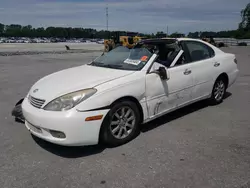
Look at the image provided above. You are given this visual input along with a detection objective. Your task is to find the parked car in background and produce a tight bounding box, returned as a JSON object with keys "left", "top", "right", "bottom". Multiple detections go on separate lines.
{"left": 21, "top": 38, "right": 239, "bottom": 147}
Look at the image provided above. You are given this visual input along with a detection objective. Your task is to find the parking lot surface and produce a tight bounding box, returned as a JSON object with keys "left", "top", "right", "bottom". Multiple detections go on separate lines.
{"left": 0, "top": 43, "right": 103, "bottom": 52}
{"left": 0, "top": 47, "right": 250, "bottom": 188}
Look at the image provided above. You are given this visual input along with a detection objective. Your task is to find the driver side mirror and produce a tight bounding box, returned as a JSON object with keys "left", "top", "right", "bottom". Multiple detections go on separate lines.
{"left": 158, "top": 67, "right": 169, "bottom": 80}
{"left": 150, "top": 66, "right": 170, "bottom": 80}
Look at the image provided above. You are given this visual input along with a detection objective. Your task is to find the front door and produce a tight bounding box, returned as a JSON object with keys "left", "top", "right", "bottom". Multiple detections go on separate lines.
{"left": 145, "top": 60, "right": 194, "bottom": 119}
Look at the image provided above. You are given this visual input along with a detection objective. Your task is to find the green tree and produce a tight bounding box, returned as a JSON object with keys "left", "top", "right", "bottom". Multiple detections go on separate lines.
{"left": 0, "top": 23, "right": 5, "bottom": 35}
{"left": 36, "top": 27, "right": 46, "bottom": 37}
{"left": 239, "top": 3, "right": 250, "bottom": 31}
{"left": 5, "top": 24, "right": 22, "bottom": 37}
{"left": 170, "top": 32, "right": 185, "bottom": 38}
{"left": 21, "top": 25, "right": 32, "bottom": 37}
{"left": 155, "top": 31, "right": 167, "bottom": 38}
{"left": 188, "top": 32, "right": 199, "bottom": 38}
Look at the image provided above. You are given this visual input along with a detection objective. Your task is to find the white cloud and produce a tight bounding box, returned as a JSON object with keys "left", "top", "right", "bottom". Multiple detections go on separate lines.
{"left": 0, "top": 0, "right": 248, "bottom": 33}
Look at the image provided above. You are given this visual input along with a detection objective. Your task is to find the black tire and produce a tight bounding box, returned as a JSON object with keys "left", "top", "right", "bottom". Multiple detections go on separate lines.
{"left": 100, "top": 100, "right": 141, "bottom": 147}
{"left": 217, "top": 42, "right": 225, "bottom": 48}
{"left": 209, "top": 77, "right": 227, "bottom": 105}
{"left": 105, "top": 44, "right": 113, "bottom": 52}
{"left": 104, "top": 44, "right": 109, "bottom": 52}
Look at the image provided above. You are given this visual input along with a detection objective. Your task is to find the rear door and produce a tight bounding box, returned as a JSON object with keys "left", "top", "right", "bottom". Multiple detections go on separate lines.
{"left": 181, "top": 40, "right": 215, "bottom": 100}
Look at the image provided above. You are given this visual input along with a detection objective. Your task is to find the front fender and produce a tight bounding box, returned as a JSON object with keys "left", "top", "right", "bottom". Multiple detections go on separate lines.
{"left": 76, "top": 72, "right": 146, "bottom": 112}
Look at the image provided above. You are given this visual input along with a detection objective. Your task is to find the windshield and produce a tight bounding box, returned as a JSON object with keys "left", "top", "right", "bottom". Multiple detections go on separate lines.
{"left": 90, "top": 45, "right": 153, "bottom": 71}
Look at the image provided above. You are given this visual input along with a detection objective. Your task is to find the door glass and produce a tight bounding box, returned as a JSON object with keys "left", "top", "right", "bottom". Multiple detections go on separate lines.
{"left": 185, "top": 41, "right": 214, "bottom": 62}
{"left": 155, "top": 44, "right": 181, "bottom": 68}
{"left": 174, "top": 54, "right": 186, "bottom": 66}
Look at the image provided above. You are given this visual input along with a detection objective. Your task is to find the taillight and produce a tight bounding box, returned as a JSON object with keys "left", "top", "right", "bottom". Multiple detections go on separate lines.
{"left": 234, "top": 58, "right": 238, "bottom": 64}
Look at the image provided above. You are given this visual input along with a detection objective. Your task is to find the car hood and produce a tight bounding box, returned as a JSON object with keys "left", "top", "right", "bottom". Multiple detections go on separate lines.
{"left": 29, "top": 64, "right": 135, "bottom": 101}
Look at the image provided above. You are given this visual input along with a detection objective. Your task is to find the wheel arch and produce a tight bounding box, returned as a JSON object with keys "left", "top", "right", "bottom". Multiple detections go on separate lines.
{"left": 110, "top": 96, "right": 144, "bottom": 124}
{"left": 216, "top": 72, "right": 229, "bottom": 88}
{"left": 98, "top": 95, "right": 144, "bottom": 144}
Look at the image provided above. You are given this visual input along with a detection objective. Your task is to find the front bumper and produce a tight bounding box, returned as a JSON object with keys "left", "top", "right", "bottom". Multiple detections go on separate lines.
{"left": 21, "top": 97, "right": 109, "bottom": 146}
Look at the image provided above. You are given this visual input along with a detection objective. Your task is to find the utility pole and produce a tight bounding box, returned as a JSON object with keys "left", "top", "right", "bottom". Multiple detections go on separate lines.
{"left": 106, "top": 4, "right": 109, "bottom": 31}
{"left": 167, "top": 25, "right": 169, "bottom": 36}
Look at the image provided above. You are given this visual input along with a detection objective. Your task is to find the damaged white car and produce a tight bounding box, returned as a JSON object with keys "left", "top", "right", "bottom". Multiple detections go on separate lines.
{"left": 21, "top": 38, "right": 239, "bottom": 146}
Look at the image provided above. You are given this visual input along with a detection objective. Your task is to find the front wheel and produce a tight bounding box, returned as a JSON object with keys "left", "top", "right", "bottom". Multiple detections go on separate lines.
{"left": 100, "top": 101, "right": 141, "bottom": 147}
{"left": 209, "top": 78, "right": 226, "bottom": 105}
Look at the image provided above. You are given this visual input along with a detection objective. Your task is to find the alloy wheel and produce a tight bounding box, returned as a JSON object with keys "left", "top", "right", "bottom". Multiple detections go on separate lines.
{"left": 110, "top": 106, "right": 136, "bottom": 139}
{"left": 214, "top": 80, "right": 225, "bottom": 101}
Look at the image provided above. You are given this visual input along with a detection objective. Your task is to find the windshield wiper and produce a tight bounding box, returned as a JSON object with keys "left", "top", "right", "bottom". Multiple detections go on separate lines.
{"left": 90, "top": 62, "right": 123, "bottom": 69}
{"left": 104, "top": 64, "right": 123, "bottom": 69}
{"left": 90, "top": 62, "right": 104, "bottom": 66}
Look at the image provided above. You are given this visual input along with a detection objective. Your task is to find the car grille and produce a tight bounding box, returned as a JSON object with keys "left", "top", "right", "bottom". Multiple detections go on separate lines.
{"left": 28, "top": 95, "right": 45, "bottom": 109}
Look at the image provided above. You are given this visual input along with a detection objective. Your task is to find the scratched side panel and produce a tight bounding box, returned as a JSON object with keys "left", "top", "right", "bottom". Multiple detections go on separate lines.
{"left": 145, "top": 73, "right": 176, "bottom": 119}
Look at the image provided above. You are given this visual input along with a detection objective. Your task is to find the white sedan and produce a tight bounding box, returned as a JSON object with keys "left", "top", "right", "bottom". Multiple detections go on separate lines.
{"left": 22, "top": 38, "right": 239, "bottom": 146}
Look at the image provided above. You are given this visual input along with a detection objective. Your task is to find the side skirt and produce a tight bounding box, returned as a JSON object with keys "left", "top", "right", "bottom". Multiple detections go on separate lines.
{"left": 142, "top": 94, "right": 211, "bottom": 124}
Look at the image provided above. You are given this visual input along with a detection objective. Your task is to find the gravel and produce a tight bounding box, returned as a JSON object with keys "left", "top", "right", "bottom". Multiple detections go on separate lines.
{"left": 0, "top": 43, "right": 103, "bottom": 56}
{"left": 0, "top": 49, "right": 102, "bottom": 56}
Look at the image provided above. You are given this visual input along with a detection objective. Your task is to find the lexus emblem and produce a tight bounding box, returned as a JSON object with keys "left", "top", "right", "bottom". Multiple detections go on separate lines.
{"left": 33, "top": 89, "right": 39, "bottom": 93}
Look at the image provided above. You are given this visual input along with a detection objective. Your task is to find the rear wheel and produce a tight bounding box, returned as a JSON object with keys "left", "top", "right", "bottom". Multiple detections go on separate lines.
{"left": 104, "top": 44, "right": 109, "bottom": 52}
{"left": 100, "top": 101, "right": 140, "bottom": 147}
{"left": 210, "top": 77, "right": 226, "bottom": 104}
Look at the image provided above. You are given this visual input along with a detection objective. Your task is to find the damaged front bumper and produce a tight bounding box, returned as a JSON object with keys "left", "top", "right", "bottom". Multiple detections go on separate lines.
{"left": 12, "top": 98, "right": 25, "bottom": 123}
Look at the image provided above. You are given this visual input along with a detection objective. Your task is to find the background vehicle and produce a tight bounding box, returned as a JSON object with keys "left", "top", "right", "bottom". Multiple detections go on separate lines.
{"left": 202, "top": 37, "right": 226, "bottom": 48}
{"left": 104, "top": 31, "right": 144, "bottom": 52}
{"left": 21, "top": 38, "right": 239, "bottom": 147}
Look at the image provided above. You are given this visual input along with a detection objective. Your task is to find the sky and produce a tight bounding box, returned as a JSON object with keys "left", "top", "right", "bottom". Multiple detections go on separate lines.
{"left": 0, "top": 0, "right": 249, "bottom": 34}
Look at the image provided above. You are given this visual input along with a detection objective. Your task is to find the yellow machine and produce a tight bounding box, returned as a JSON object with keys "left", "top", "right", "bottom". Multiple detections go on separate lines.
{"left": 201, "top": 37, "right": 226, "bottom": 48}
{"left": 104, "top": 32, "right": 144, "bottom": 52}
{"left": 202, "top": 37, "right": 216, "bottom": 45}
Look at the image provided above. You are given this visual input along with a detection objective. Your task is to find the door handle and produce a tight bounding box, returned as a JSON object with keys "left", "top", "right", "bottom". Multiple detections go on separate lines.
{"left": 183, "top": 69, "right": 192, "bottom": 75}
{"left": 214, "top": 62, "right": 220, "bottom": 67}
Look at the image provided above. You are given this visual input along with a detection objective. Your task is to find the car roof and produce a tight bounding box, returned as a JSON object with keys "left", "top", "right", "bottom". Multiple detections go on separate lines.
{"left": 141, "top": 37, "right": 205, "bottom": 44}
{"left": 140, "top": 38, "right": 177, "bottom": 44}
{"left": 162, "top": 37, "right": 206, "bottom": 42}
{"left": 175, "top": 37, "right": 205, "bottom": 42}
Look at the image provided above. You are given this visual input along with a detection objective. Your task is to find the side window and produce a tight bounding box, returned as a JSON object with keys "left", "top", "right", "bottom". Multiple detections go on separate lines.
{"left": 175, "top": 54, "right": 187, "bottom": 66}
{"left": 207, "top": 46, "right": 215, "bottom": 57}
{"left": 185, "top": 41, "right": 215, "bottom": 62}
{"left": 170, "top": 49, "right": 189, "bottom": 68}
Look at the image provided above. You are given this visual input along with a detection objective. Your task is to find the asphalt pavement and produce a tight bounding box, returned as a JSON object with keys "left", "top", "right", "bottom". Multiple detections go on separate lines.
{"left": 0, "top": 47, "right": 250, "bottom": 188}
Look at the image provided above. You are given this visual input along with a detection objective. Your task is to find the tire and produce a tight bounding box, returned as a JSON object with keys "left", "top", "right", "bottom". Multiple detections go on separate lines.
{"left": 100, "top": 100, "right": 141, "bottom": 147}
{"left": 218, "top": 42, "right": 225, "bottom": 48}
{"left": 105, "top": 44, "right": 113, "bottom": 52}
{"left": 209, "top": 77, "right": 227, "bottom": 105}
{"left": 104, "top": 44, "right": 109, "bottom": 52}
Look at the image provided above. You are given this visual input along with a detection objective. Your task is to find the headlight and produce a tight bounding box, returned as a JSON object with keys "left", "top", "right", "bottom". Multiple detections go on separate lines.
{"left": 43, "top": 88, "right": 97, "bottom": 111}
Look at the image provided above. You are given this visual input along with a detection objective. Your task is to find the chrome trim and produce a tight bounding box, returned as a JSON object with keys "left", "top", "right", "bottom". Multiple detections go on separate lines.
{"left": 28, "top": 95, "right": 45, "bottom": 109}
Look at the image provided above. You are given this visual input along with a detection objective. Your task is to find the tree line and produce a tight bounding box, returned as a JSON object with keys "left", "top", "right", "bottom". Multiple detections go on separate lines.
{"left": 187, "top": 30, "right": 250, "bottom": 39}
{"left": 0, "top": 3, "right": 249, "bottom": 39}
{"left": 0, "top": 24, "right": 119, "bottom": 39}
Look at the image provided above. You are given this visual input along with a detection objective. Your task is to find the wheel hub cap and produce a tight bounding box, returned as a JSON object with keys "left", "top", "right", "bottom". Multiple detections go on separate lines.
{"left": 110, "top": 106, "right": 136, "bottom": 139}
{"left": 214, "top": 80, "right": 225, "bottom": 101}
